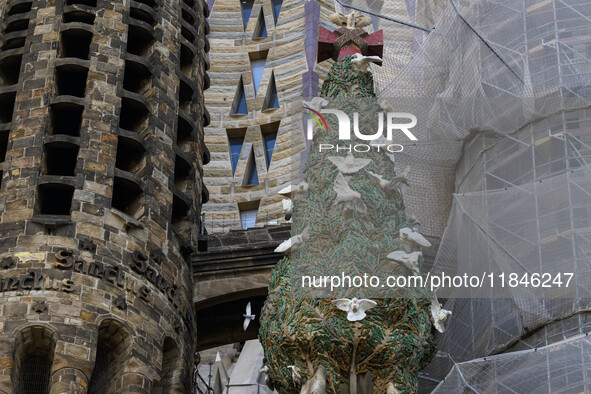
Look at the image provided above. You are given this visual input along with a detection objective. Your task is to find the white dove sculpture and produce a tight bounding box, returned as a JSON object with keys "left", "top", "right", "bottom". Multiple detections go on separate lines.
{"left": 332, "top": 298, "right": 377, "bottom": 321}
{"left": 399, "top": 227, "right": 432, "bottom": 252}
{"left": 328, "top": 152, "right": 371, "bottom": 175}
{"left": 386, "top": 250, "right": 422, "bottom": 275}
{"left": 333, "top": 172, "right": 360, "bottom": 203}
{"left": 274, "top": 226, "right": 310, "bottom": 253}
{"left": 328, "top": 12, "right": 372, "bottom": 29}
{"left": 282, "top": 198, "right": 292, "bottom": 221}
{"left": 260, "top": 365, "right": 275, "bottom": 390}
{"left": 366, "top": 170, "right": 409, "bottom": 201}
{"left": 287, "top": 365, "right": 305, "bottom": 386}
{"left": 278, "top": 181, "right": 309, "bottom": 197}
{"left": 243, "top": 302, "right": 255, "bottom": 331}
{"left": 430, "top": 297, "right": 452, "bottom": 333}
{"left": 351, "top": 53, "right": 383, "bottom": 75}
{"left": 333, "top": 172, "right": 368, "bottom": 217}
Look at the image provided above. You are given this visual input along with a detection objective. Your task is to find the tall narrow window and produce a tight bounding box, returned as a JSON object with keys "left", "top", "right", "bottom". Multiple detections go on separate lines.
{"left": 249, "top": 50, "right": 267, "bottom": 95}
{"left": 263, "top": 73, "right": 279, "bottom": 110}
{"left": 245, "top": 149, "right": 258, "bottom": 185}
{"left": 239, "top": 201, "right": 259, "bottom": 230}
{"left": 255, "top": 12, "right": 267, "bottom": 38}
{"left": 227, "top": 128, "right": 246, "bottom": 175}
{"left": 261, "top": 121, "right": 279, "bottom": 170}
{"left": 272, "top": 0, "right": 282, "bottom": 23}
{"left": 14, "top": 327, "right": 56, "bottom": 394}
{"left": 152, "top": 338, "right": 182, "bottom": 393}
{"left": 240, "top": 0, "right": 254, "bottom": 30}
{"left": 231, "top": 78, "right": 247, "bottom": 115}
{"left": 88, "top": 320, "right": 132, "bottom": 394}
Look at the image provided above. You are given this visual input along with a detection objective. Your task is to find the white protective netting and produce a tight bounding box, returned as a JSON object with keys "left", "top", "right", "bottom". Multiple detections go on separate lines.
{"left": 433, "top": 334, "right": 591, "bottom": 393}
{"left": 333, "top": 0, "right": 591, "bottom": 389}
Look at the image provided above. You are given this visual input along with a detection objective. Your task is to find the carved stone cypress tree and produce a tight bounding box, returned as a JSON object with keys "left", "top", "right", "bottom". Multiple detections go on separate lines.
{"left": 259, "top": 16, "right": 441, "bottom": 394}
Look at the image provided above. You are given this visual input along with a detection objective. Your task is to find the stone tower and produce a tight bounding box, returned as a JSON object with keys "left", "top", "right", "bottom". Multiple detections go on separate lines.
{"left": 0, "top": 0, "right": 209, "bottom": 391}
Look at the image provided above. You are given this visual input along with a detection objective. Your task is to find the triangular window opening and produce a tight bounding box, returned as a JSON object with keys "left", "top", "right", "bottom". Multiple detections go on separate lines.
{"left": 263, "top": 73, "right": 279, "bottom": 110}
{"left": 240, "top": 0, "right": 254, "bottom": 30}
{"left": 255, "top": 12, "right": 267, "bottom": 38}
{"left": 272, "top": 0, "right": 282, "bottom": 23}
{"left": 249, "top": 50, "right": 268, "bottom": 95}
{"left": 227, "top": 128, "right": 246, "bottom": 175}
{"left": 261, "top": 121, "right": 279, "bottom": 170}
{"left": 232, "top": 78, "right": 248, "bottom": 115}
{"left": 245, "top": 149, "right": 259, "bottom": 185}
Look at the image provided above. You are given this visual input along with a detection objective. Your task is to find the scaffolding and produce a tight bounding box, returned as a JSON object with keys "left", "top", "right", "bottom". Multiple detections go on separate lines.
{"left": 333, "top": 0, "right": 591, "bottom": 390}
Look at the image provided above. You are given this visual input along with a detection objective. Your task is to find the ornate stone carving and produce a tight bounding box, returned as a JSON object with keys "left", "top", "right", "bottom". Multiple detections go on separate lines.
{"left": 114, "top": 296, "right": 127, "bottom": 310}
{"left": 33, "top": 301, "right": 47, "bottom": 313}
{"left": 0, "top": 257, "right": 16, "bottom": 269}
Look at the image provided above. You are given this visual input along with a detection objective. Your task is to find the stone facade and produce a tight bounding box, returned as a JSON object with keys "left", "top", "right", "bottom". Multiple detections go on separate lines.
{"left": 201, "top": 0, "right": 452, "bottom": 239}
{"left": 202, "top": 0, "right": 315, "bottom": 233}
{"left": 0, "top": 0, "right": 209, "bottom": 391}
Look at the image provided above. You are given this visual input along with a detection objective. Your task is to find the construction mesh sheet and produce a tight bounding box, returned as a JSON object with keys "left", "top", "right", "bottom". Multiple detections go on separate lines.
{"left": 432, "top": 335, "right": 591, "bottom": 393}
{"left": 335, "top": 0, "right": 591, "bottom": 385}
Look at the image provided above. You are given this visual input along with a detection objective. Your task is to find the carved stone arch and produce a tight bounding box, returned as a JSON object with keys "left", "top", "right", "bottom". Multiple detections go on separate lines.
{"left": 152, "top": 337, "right": 183, "bottom": 393}
{"left": 12, "top": 325, "right": 58, "bottom": 393}
{"left": 87, "top": 318, "right": 134, "bottom": 394}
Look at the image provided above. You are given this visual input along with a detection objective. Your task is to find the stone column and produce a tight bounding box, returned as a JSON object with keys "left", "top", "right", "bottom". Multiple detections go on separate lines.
{"left": 50, "top": 368, "right": 89, "bottom": 394}
{"left": 0, "top": 355, "right": 12, "bottom": 394}
{"left": 117, "top": 372, "right": 152, "bottom": 394}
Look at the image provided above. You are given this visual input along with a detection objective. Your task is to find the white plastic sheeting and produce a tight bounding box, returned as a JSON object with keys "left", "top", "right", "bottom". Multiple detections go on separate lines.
{"left": 333, "top": 0, "right": 591, "bottom": 390}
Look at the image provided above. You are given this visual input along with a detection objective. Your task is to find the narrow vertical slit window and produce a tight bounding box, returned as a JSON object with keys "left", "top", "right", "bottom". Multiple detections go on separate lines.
{"left": 0, "top": 130, "right": 8, "bottom": 162}
{"left": 174, "top": 154, "right": 191, "bottom": 190}
{"left": 240, "top": 0, "right": 254, "bottom": 30}
{"left": 263, "top": 73, "right": 279, "bottom": 110}
{"left": 231, "top": 78, "right": 248, "bottom": 115}
{"left": 176, "top": 115, "right": 194, "bottom": 151}
{"left": 245, "top": 149, "right": 258, "bottom": 185}
{"left": 226, "top": 127, "right": 246, "bottom": 175}
{"left": 272, "top": 0, "right": 282, "bottom": 23}
{"left": 254, "top": 12, "right": 267, "bottom": 38}
{"left": 0, "top": 91, "right": 16, "bottom": 124}
{"left": 261, "top": 121, "right": 279, "bottom": 170}
{"left": 171, "top": 194, "right": 191, "bottom": 231}
{"left": 0, "top": 130, "right": 8, "bottom": 189}
{"left": 249, "top": 50, "right": 267, "bottom": 95}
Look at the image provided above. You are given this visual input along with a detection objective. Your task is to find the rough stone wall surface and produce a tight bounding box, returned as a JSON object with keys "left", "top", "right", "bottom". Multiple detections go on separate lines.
{"left": 202, "top": 0, "right": 312, "bottom": 233}
{"left": 0, "top": 0, "right": 209, "bottom": 391}
{"left": 201, "top": 0, "right": 450, "bottom": 237}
